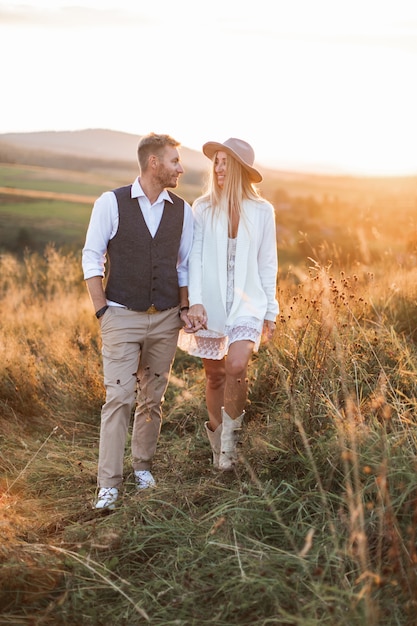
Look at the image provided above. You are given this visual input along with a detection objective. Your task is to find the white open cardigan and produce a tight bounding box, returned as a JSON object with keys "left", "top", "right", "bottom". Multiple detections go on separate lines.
{"left": 187, "top": 198, "right": 279, "bottom": 335}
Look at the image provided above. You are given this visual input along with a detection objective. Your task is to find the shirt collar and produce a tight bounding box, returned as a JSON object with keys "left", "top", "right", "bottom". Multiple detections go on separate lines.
{"left": 131, "top": 178, "right": 173, "bottom": 204}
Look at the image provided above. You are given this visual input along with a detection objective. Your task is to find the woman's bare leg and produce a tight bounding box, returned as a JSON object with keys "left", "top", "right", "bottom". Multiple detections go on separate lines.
{"left": 202, "top": 357, "right": 226, "bottom": 431}
{"left": 223, "top": 340, "right": 253, "bottom": 418}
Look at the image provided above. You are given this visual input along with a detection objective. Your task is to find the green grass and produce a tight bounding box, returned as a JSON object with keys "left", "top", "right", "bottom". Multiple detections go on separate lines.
{"left": 0, "top": 164, "right": 111, "bottom": 196}
{"left": 0, "top": 164, "right": 203, "bottom": 254}
{"left": 0, "top": 198, "right": 92, "bottom": 252}
{"left": 0, "top": 164, "right": 102, "bottom": 253}
{"left": 0, "top": 198, "right": 90, "bottom": 221}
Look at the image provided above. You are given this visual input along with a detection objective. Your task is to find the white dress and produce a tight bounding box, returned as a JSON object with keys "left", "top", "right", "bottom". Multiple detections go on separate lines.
{"left": 178, "top": 238, "right": 263, "bottom": 360}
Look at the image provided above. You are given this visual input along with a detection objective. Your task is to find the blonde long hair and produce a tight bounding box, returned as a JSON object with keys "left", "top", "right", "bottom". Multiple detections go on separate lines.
{"left": 196, "top": 151, "right": 262, "bottom": 234}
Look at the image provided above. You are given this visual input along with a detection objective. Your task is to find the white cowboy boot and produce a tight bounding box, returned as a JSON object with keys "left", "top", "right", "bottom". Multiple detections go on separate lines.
{"left": 219, "top": 408, "right": 245, "bottom": 470}
{"left": 204, "top": 422, "right": 222, "bottom": 468}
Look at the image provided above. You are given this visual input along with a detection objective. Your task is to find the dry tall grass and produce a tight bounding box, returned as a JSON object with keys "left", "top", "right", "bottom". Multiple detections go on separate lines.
{"left": 1, "top": 248, "right": 417, "bottom": 625}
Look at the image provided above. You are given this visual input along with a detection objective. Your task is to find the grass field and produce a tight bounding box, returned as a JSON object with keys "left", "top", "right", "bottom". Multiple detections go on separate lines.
{"left": 0, "top": 195, "right": 92, "bottom": 252}
{"left": 0, "top": 163, "right": 203, "bottom": 254}
{"left": 0, "top": 163, "right": 111, "bottom": 196}
{"left": 1, "top": 248, "right": 417, "bottom": 625}
{"left": 1, "top": 163, "right": 417, "bottom": 624}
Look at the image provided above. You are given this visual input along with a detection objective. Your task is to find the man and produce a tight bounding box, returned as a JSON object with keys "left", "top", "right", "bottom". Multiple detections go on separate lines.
{"left": 82, "top": 133, "right": 193, "bottom": 510}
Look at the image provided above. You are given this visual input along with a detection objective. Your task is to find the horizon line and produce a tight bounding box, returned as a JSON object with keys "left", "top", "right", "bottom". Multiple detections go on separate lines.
{"left": 1, "top": 127, "right": 416, "bottom": 180}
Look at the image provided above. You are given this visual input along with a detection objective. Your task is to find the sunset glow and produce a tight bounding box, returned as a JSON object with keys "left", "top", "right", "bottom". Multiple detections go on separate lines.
{"left": 1, "top": 0, "right": 417, "bottom": 175}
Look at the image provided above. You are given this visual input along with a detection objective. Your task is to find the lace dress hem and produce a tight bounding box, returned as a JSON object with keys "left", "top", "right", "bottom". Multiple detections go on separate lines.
{"left": 177, "top": 317, "right": 262, "bottom": 360}
{"left": 178, "top": 237, "right": 263, "bottom": 359}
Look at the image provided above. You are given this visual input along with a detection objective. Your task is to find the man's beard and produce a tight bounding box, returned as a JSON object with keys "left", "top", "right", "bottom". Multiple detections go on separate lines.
{"left": 156, "top": 165, "right": 178, "bottom": 189}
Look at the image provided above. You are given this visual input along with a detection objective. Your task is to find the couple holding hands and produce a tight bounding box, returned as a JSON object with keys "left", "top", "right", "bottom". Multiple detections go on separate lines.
{"left": 82, "top": 132, "right": 278, "bottom": 509}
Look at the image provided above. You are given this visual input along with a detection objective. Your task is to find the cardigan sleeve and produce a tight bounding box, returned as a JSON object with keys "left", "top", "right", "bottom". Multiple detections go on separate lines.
{"left": 187, "top": 201, "right": 205, "bottom": 306}
{"left": 258, "top": 201, "right": 279, "bottom": 320}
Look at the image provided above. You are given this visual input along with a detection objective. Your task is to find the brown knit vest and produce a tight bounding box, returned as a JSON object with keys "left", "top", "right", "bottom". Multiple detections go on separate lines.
{"left": 105, "top": 185, "right": 184, "bottom": 310}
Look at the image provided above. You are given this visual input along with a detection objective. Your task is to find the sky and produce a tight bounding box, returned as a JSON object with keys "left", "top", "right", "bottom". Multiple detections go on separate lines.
{"left": 1, "top": 0, "right": 417, "bottom": 176}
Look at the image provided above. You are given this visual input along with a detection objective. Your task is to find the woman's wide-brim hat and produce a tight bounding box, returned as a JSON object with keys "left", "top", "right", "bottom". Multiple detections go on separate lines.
{"left": 202, "top": 138, "right": 263, "bottom": 183}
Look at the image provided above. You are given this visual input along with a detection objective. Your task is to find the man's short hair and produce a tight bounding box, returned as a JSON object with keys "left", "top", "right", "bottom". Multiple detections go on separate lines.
{"left": 137, "top": 133, "right": 180, "bottom": 171}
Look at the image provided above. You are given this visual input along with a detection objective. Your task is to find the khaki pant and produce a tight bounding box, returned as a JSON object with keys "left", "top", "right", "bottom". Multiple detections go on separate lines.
{"left": 98, "top": 306, "right": 182, "bottom": 488}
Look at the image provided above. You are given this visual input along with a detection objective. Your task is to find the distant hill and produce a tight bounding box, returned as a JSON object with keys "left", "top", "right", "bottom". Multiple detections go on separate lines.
{"left": 1, "top": 129, "right": 416, "bottom": 206}
{"left": 0, "top": 129, "right": 209, "bottom": 173}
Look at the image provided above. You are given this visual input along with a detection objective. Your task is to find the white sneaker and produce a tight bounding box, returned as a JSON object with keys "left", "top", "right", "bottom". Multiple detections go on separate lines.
{"left": 134, "top": 470, "right": 156, "bottom": 490}
{"left": 95, "top": 487, "right": 118, "bottom": 510}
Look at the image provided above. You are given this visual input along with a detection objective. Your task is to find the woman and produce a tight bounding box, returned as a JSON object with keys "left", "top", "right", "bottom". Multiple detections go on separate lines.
{"left": 179, "top": 138, "right": 278, "bottom": 470}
